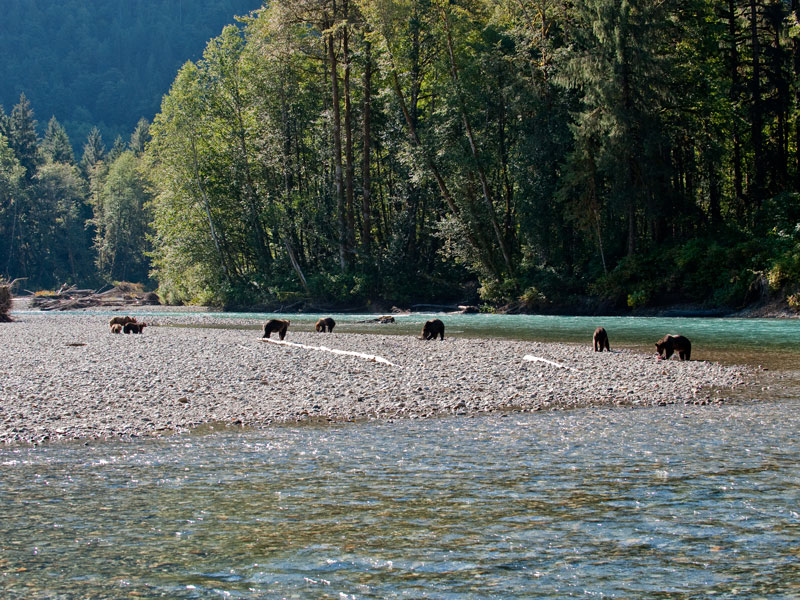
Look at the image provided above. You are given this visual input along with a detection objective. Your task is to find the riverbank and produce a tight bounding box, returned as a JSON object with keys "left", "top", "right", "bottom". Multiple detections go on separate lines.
{"left": 0, "top": 311, "right": 760, "bottom": 445}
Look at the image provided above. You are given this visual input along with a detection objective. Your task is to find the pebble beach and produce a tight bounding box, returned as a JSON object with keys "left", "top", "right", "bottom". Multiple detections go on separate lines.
{"left": 0, "top": 310, "right": 756, "bottom": 445}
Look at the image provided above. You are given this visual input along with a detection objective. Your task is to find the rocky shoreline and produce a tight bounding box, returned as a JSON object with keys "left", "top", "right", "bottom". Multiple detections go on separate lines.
{"left": 1, "top": 311, "right": 757, "bottom": 445}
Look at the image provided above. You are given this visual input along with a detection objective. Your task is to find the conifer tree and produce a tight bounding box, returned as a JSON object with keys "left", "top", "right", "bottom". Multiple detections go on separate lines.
{"left": 129, "top": 118, "right": 150, "bottom": 156}
{"left": 556, "top": 0, "right": 673, "bottom": 257}
{"left": 107, "top": 136, "right": 127, "bottom": 163}
{"left": 8, "top": 94, "right": 39, "bottom": 180}
{"left": 41, "top": 117, "right": 75, "bottom": 164}
{"left": 80, "top": 127, "right": 106, "bottom": 174}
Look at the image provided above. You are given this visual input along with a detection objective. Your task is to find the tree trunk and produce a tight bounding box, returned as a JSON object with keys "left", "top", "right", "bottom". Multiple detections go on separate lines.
{"left": 284, "top": 238, "right": 309, "bottom": 295}
{"left": 343, "top": 24, "right": 356, "bottom": 255}
{"left": 726, "top": 0, "right": 745, "bottom": 208}
{"left": 793, "top": 0, "right": 800, "bottom": 186}
{"left": 328, "top": 28, "right": 348, "bottom": 271}
{"left": 748, "top": 0, "right": 765, "bottom": 207}
{"left": 361, "top": 39, "right": 373, "bottom": 253}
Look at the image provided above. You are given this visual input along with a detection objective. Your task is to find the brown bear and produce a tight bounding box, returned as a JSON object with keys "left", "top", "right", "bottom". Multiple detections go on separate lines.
{"left": 421, "top": 318, "right": 445, "bottom": 340}
{"left": 109, "top": 315, "right": 136, "bottom": 327}
{"left": 263, "top": 318, "right": 290, "bottom": 340}
{"left": 110, "top": 323, "right": 123, "bottom": 334}
{"left": 315, "top": 317, "right": 336, "bottom": 333}
{"left": 378, "top": 315, "right": 395, "bottom": 323}
{"left": 593, "top": 327, "right": 610, "bottom": 352}
{"left": 123, "top": 322, "right": 147, "bottom": 334}
{"left": 655, "top": 334, "right": 691, "bottom": 361}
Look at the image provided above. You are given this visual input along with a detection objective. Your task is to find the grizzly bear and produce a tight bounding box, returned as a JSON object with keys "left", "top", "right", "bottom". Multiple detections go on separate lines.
{"left": 315, "top": 317, "right": 336, "bottom": 333}
{"left": 655, "top": 334, "right": 691, "bottom": 361}
{"left": 421, "top": 318, "right": 445, "bottom": 340}
{"left": 123, "top": 322, "right": 147, "bottom": 334}
{"left": 109, "top": 315, "right": 136, "bottom": 327}
{"left": 378, "top": 315, "right": 395, "bottom": 324}
{"left": 593, "top": 327, "right": 610, "bottom": 352}
{"left": 263, "top": 318, "right": 290, "bottom": 340}
{"left": 110, "top": 323, "right": 123, "bottom": 334}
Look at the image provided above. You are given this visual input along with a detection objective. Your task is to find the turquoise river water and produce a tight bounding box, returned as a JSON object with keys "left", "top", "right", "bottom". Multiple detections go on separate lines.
{"left": 2, "top": 313, "right": 799, "bottom": 598}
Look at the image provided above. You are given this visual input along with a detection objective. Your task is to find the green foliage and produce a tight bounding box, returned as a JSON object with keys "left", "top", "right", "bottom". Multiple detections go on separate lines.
{"left": 91, "top": 151, "right": 152, "bottom": 284}
{"left": 479, "top": 278, "right": 524, "bottom": 305}
{"left": 5, "top": 0, "right": 800, "bottom": 312}
{"left": 590, "top": 234, "right": 785, "bottom": 310}
{"left": 627, "top": 290, "right": 650, "bottom": 309}
{"left": 519, "top": 287, "right": 549, "bottom": 311}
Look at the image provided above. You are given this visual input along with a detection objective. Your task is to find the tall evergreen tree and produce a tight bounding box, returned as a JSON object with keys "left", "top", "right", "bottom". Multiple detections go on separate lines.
{"left": 129, "top": 118, "right": 151, "bottom": 156}
{"left": 557, "top": 0, "right": 674, "bottom": 258}
{"left": 41, "top": 116, "right": 75, "bottom": 164}
{"left": 107, "top": 135, "right": 128, "bottom": 163}
{"left": 7, "top": 93, "right": 39, "bottom": 179}
{"left": 0, "top": 134, "right": 25, "bottom": 280}
{"left": 80, "top": 127, "right": 106, "bottom": 174}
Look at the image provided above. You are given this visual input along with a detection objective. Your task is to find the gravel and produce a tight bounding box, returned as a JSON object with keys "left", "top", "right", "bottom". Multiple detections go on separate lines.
{"left": 0, "top": 312, "right": 755, "bottom": 445}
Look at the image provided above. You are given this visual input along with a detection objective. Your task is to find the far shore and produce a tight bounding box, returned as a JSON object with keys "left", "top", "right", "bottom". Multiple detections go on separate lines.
{"left": 8, "top": 292, "right": 800, "bottom": 319}
{"left": 0, "top": 309, "right": 760, "bottom": 446}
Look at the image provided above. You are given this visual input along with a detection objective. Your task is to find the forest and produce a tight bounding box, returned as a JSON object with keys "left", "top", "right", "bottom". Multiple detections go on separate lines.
{"left": 0, "top": 0, "right": 261, "bottom": 149}
{"left": 3, "top": 0, "right": 800, "bottom": 313}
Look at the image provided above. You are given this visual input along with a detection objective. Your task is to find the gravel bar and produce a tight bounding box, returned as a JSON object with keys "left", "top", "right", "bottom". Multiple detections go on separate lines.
{"left": 0, "top": 312, "right": 755, "bottom": 445}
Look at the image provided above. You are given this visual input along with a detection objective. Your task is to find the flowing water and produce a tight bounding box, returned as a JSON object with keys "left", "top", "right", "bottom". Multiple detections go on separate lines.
{"left": 3, "top": 313, "right": 800, "bottom": 598}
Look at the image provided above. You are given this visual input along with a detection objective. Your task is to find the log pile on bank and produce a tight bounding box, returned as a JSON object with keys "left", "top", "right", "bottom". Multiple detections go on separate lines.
{"left": 30, "top": 283, "right": 160, "bottom": 311}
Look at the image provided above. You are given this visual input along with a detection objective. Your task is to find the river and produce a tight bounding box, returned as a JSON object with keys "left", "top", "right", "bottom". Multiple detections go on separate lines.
{"left": 1, "top": 313, "right": 799, "bottom": 598}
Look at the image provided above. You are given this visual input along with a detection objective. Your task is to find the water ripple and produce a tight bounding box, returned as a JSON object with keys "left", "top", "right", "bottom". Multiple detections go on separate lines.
{"left": 1, "top": 402, "right": 799, "bottom": 598}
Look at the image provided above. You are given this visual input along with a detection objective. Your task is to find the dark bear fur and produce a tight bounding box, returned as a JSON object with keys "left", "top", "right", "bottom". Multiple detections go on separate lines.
{"left": 655, "top": 334, "right": 691, "bottom": 361}
{"left": 378, "top": 315, "right": 395, "bottom": 323}
{"left": 315, "top": 317, "right": 336, "bottom": 333}
{"left": 421, "top": 318, "right": 445, "bottom": 340}
{"left": 123, "top": 322, "right": 147, "bottom": 334}
{"left": 263, "top": 318, "right": 290, "bottom": 340}
{"left": 109, "top": 315, "right": 136, "bottom": 327}
{"left": 593, "top": 327, "right": 610, "bottom": 352}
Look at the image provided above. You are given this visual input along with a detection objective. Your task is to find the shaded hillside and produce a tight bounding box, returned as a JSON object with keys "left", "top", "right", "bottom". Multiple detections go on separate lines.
{"left": 0, "top": 0, "right": 261, "bottom": 150}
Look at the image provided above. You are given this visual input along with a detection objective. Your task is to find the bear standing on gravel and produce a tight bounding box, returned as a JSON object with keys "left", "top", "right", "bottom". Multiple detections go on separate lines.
{"left": 421, "top": 319, "right": 445, "bottom": 340}
{"left": 315, "top": 317, "right": 336, "bottom": 333}
{"left": 123, "top": 322, "right": 147, "bottom": 334}
{"left": 263, "top": 319, "right": 290, "bottom": 340}
{"left": 593, "top": 327, "right": 610, "bottom": 352}
{"left": 655, "top": 334, "right": 691, "bottom": 361}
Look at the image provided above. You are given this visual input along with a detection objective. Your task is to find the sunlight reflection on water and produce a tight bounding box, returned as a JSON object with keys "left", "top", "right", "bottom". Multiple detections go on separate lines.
{"left": 1, "top": 401, "right": 799, "bottom": 598}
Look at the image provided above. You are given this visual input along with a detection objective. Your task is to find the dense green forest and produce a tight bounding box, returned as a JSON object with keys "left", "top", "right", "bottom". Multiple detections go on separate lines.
{"left": 3, "top": 0, "right": 800, "bottom": 313}
{"left": 0, "top": 0, "right": 260, "bottom": 149}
